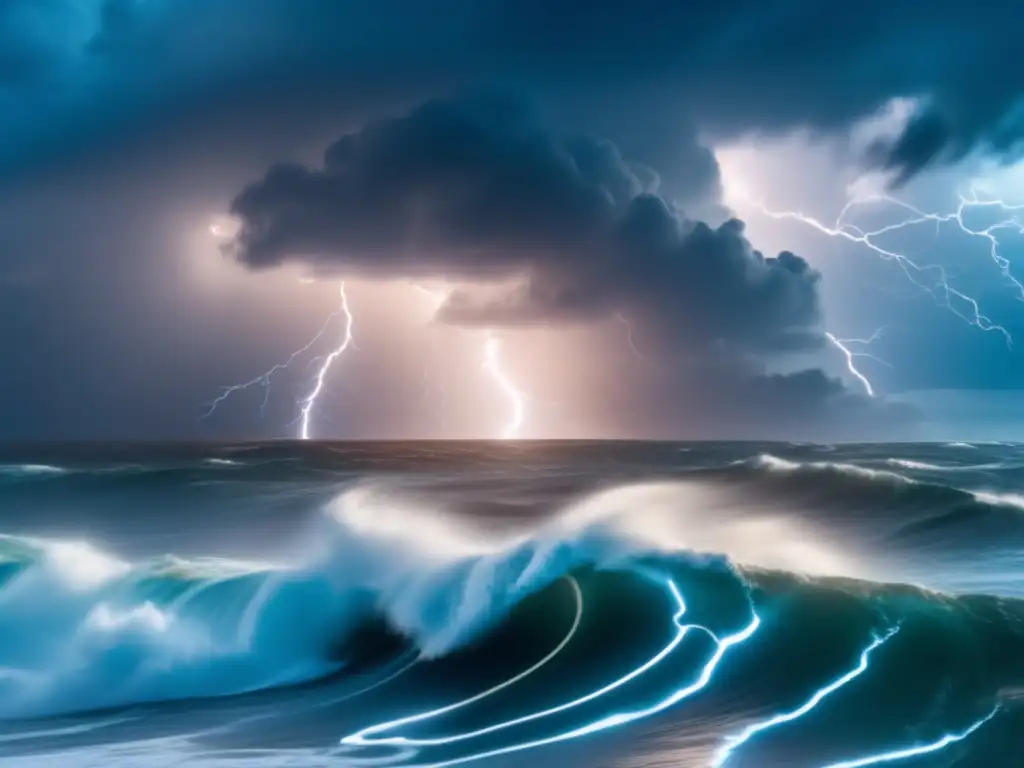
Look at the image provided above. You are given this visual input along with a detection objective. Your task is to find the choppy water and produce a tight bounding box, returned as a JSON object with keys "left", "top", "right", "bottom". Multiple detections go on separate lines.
{"left": 0, "top": 441, "right": 1021, "bottom": 767}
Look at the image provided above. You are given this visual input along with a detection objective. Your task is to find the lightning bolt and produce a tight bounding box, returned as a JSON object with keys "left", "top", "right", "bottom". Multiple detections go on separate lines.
{"left": 712, "top": 625, "right": 900, "bottom": 767}
{"left": 201, "top": 282, "right": 354, "bottom": 427}
{"left": 818, "top": 705, "right": 1000, "bottom": 768}
{"left": 298, "top": 283, "right": 355, "bottom": 440}
{"left": 414, "top": 284, "right": 527, "bottom": 440}
{"left": 749, "top": 192, "right": 1015, "bottom": 346}
{"left": 831, "top": 327, "right": 888, "bottom": 346}
{"left": 824, "top": 330, "right": 890, "bottom": 397}
{"left": 339, "top": 576, "right": 761, "bottom": 768}
{"left": 615, "top": 313, "right": 647, "bottom": 361}
{"left": 838, "top": 185, "right": 1024, "bottom": 302}
{"left": 482, "top": 332, "right": 525, "bottom": 440}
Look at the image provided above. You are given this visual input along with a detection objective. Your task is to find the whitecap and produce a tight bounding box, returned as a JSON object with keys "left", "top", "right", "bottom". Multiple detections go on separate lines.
{"left": 0, "top": 464, "right": 67, "bottom": 476}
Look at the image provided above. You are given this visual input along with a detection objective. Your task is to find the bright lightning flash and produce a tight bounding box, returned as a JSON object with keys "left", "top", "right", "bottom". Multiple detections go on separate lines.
{"left": 712, "top": 625, "right": 900, "bottom": 767}
{"left": 749, "top": 187, "right": 1021, "bottom": 346}
{"left": 824, "top": 330, "right": 889, "bottom": 397}
{"left": 201, "top": 282, "right": 355, "bottom": 430}
{"left": 482, "top": 332, "right": 525, "bottom": 440}
{"left": 847, "top": 185, "right": 1024, "bottom": 303}
{"left": 615, "top": 313, "right": 647, "bottom": 361}
{"left": 414, "top": 284, "right": 527, "bottom": 440}
{"left": 298, "top": 283, "right": 355, "bottom": 440}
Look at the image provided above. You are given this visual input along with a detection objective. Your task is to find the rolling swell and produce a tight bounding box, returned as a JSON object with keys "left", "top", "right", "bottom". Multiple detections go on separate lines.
{"left": 0, "top": 558, "right": 1019, "bottom": 766}
{"left": 711, "top": 454, "right": 1024, "bottom": 548}
{"left": 1, "top": 446, "right": 1023, "bottom": 766}
{"left": 0, "top": 479, "right": 764, "bottom": 720}
{"left": 1, "top": 532, "right": 1020, "bottom": 766}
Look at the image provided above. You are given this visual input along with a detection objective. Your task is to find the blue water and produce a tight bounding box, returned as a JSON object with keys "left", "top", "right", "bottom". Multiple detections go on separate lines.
{"left": 0, "top": 441, "right": 1020, "bottom": 767}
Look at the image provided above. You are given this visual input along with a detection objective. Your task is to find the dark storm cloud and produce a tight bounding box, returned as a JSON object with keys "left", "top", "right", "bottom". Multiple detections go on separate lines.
{"left": 0, "top": 1, "right": 936, "bottom": 440}
{"left": 488, "top": 0, "right": 1024, "bottom": 180}
{"left": 1, "top": 0, "right": 1022, "bottom": 182}
{"left": 227, "top": 94, "right": 916, "bottom": 436}
{"left": 229, "top": 96, "right": 822, "bottom": 354}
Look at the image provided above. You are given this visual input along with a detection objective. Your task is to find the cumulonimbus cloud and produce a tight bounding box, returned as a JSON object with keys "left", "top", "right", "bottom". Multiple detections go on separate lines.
{"left": 225, "top": 93, "right": 919, "bottom": 437}
{"left": 229, "top": 96, "right": 823, "bottom": 355}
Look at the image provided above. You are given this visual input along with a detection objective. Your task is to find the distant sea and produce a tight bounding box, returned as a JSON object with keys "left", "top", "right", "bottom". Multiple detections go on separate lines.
{"left": 0, "top": 441, "right": 1020, "bottom": 767}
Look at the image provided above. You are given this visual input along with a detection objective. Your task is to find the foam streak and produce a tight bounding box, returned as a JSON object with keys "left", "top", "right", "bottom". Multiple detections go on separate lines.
{"left": 342, "top": 577, "right": 584, "bottom": 749}
{"left": 388, "top": 581, "right": 762, "bottom": 768}
{"left": 818, "top": 706, "right": 999, "bottom": 768}
{"left": 712, "top": 626, "right": 900, "bottom": 766}
{"left": 345, "top": 578, "right": 709, "bottom": 750}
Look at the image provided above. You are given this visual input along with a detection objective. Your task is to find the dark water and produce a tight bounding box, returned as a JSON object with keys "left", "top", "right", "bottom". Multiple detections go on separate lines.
{"left": 0, "top": 441, "right": 1022, "bottom": 767}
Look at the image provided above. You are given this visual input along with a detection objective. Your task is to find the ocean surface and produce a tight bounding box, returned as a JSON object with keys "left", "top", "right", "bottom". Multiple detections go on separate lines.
{"left": 0, "top": 441, "right": 1022, "bottom": 767}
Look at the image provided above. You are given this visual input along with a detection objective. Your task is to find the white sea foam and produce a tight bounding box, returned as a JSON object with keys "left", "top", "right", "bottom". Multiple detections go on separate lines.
{"left": 971, "top": 491, "right": 1024, "bottom": 512}
{"left": 0, "top": 464, "right": 66, "bottom": 476}
{"left": 0, "top": 478, "right": 866, "bottom": 718}
{"left": 751, "top": 454, "right": 915, "bottom": 484}
{"left": 886, "top": 459, "right": 945, "bottom": 470}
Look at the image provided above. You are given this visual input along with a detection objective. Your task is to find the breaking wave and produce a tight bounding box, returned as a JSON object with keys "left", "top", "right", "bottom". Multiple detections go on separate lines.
{"left": 0, "top": 440, "right": 1023, "bottom": 768}
{"left": 0, "top": 480, "right": 867, "bottom": 720}
{"left": 0, "top": 473, "right": 1019, "bottom": 738}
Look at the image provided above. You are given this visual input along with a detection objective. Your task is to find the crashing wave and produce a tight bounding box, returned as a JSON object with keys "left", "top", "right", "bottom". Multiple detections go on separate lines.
{"left": 0, "top": 473, "right": 1021, "bottom": 730}
{"left": 0, "top": 480, "right": 865, "bottom": 719}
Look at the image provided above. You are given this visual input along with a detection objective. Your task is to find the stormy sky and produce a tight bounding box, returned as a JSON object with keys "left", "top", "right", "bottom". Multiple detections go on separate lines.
{"left": 2, "top": 0, "right": 1023, "bottom": 441}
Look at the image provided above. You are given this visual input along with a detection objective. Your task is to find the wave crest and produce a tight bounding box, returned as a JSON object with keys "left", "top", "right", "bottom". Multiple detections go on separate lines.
{"left": 0, "top": 478, "right": 868, "bottom": 719}
{"left": 3, "top": 471, "right": 1016, "bottom": 722}
{"left": 748, "top": 453, "right": 915, "bottom": 484}
{"left": 0, "top": 464, "right": 66, "bottom": 478}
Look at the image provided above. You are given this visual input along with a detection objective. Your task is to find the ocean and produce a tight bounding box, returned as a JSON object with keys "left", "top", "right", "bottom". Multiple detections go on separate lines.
{"left": 0, "top": 441, "right": 1021, "bottom": 767}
